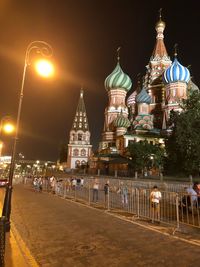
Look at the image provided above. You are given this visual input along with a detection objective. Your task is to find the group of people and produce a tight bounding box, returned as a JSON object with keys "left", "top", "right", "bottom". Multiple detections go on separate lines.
{"left": 92, "top": 180, "right": 129, "bottom": 207}
{"left": 181, "top": 182, "right": 200, "bottom": 209}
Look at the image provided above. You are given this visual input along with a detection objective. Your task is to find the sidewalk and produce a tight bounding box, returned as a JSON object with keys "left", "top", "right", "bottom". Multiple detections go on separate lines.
{"left": 5, "top": 222, "right": 39, "bottom": 267}
{"left": 0, "top": 189, "right": 38, "bottom": 267}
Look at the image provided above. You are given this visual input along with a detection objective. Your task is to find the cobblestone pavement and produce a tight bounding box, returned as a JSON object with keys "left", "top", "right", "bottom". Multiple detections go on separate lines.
{"left": 5, "top": 185, "right": 200, "bottom": 266}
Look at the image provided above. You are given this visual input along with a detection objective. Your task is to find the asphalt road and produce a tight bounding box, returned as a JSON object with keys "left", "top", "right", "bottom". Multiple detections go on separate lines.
{"left": 3, "top": 184, "right": 200, "bottom": 267}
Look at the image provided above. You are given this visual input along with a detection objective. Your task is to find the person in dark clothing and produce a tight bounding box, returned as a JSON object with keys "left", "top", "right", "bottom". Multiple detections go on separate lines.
{"left": 104, "top": 180, "right": 110, "bottom": 208}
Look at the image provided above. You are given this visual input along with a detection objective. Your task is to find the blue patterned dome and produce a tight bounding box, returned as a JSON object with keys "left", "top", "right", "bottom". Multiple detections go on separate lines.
{"left": 105, "top": 62, "right": 132, "bottom": 92}
{"left": 136, "top": 87, "right": 151, "bottom": 104}
{"left": 113, "top": 114, "right": 130, "bottom": 128}
{"left": 163, "top": 58, "right": 190, "bottom": 84}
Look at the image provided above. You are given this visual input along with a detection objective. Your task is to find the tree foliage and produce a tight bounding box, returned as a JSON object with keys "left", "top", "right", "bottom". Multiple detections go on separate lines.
{"left": 127, "top": 140, "right": 164, "bottom": 173}
{"left": 165, "top": 91, "right": 200, "bottom": 175}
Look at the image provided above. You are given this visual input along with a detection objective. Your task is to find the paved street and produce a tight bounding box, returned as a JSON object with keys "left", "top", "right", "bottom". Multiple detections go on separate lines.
{"left": 2, "top": 184, "right": 200, "bottom": 267}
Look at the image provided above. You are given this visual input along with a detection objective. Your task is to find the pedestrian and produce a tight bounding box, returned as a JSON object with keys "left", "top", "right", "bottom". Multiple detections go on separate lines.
{"left": 150, "top": 185, "right": 162, "bottom": 223}
{"left": 92, "top": 179, "right": 99, "bottom": 202}
{"left": 118, "top": 182, "right": 128, "bottom": 207}
{"left": 80, "top": 177, "right": 84, "bottom": 187}
{"left": 38, "top": 177, "right": 43, "bottom": 192}
{"left": 104, "top": 180, "right": 110, "bottom": 208}
{"left": 193, "top": 182, "right": 200, "bottom": 205}
{"left": 72, "top": 178, "right": 77, "bottom": 189}
{"left": 33, "top": 177, "right": 38, "bottom": 191}
{"left": 50, "top": 176, "right": 56, "bottom": 194}
{"left": 185, "top": 185, "right": 198, "bottom": 208}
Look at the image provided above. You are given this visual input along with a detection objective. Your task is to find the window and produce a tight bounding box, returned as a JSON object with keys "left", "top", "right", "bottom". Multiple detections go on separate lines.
{"left": 78, "top": 133, "right": 82, "bottom": 141}
{"left": 81, "top": 149, "right": 86, "bottom": 156}
{"left": 75, "top": 160, "right": 80, "bottom": 167}
{"left": 73, "top": 149, "right": 79, "bottom": 156}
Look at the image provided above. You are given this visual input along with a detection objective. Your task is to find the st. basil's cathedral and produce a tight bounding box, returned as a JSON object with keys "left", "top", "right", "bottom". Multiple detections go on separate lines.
{"left": 66, "top": 12, "right": 199, "bottom": 171}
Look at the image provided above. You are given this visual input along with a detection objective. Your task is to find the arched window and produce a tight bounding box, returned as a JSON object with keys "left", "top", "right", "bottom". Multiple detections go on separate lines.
{"left": 72, "top": 134, "right": 75, "bottom": 141}
{"left": 81, "top": 160, "right": 86, "bottom": 165}
{"left": 78, "top": 133, "right": 82, "bottom": 140}
{"left": 81, "top": 149, "right": 86, "bottom": 156}
{"left": 73, "top": 149, "right": 79, "bottom": 156}
{"left": 75, "top": 160, "right": 80, "bottom": 168}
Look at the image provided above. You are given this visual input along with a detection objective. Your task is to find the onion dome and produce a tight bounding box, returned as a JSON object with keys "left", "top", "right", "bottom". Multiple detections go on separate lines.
{"left": 163, "top": 57, "right": 190, "bottom": 84}
{"left": 136, "top": 87, "right": 151, "bottom": 104}
{"left": 127, "top": 90, "right": 137, "bottom": 106}
{"left": 155, "top": 19, "right": 166, "bottom": 30}
{"left": 105, "top": 62, "right": 132, "bottom": 92}
{"left": 155, "top": 8, "right": 166, "bottom": 30}
{"left": 113, "top": 114, "right": 130, "bottom": 128}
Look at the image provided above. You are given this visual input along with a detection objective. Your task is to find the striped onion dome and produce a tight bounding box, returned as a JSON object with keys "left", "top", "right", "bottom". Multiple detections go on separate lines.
{"left": 105, "top": 62, "right": 132, "bottom": 92}
{"left": 127, "top": 90, "right": 137, "bottom": 106}
{"left": 113, "top": 114, "right": 130, "bottom": 128}
{"left": 135, "top": 87, "right": 151, "bottom": 104}
{"left": 163, "top": 58, "right": 190, "bottom": 84}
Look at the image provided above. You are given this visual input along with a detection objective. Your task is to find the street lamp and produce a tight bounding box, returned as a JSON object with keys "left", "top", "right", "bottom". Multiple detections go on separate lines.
{"left": 2, "top": 41, "right": 53, "bottom": 232}
{"left": 0, "top": 116, "right": 15, "bottom": 157}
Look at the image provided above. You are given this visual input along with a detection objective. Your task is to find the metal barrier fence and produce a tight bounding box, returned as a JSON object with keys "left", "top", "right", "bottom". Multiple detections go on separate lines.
{"left": 26, "top": 176, "right": 200, "bottom": 229}
{"left": 0, "top": 217, "right": 5, "bottom": 267}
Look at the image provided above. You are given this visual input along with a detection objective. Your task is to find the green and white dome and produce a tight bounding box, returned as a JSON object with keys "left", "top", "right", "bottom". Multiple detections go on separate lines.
{"left": 105, "top": 62, "right": 132, "bottom": 92}
{"left": 113, "top": 113, "right": 130, "bottom": 128}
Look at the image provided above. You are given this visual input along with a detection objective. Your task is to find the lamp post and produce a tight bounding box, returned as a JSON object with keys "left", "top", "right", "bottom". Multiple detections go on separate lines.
{"left": 2, "top": 41, "right": 53, "bottom": 232}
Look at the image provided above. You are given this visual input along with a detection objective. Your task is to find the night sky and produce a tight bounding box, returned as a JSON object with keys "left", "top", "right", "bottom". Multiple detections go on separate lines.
{"left": 0, "top": 0, "right": 199, "bottom": 161}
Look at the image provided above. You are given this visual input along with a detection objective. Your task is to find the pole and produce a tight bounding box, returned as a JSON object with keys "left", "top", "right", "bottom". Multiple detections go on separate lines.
{"left": 2, "top": 62, "right": 27, "bottom": 232}
{"left": 2, "top": 41, "right": 53, "bottom": 232}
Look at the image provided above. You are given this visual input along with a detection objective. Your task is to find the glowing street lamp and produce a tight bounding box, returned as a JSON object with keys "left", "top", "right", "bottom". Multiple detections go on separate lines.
{"left": 0, "top": 117, "right": 15, "bottom": 157}
{"left": 2, "top": 123, "right": 15, "bottom": 135}
{"left": 35, "top": 59, "right": 54, "bottom": 78}
{"left": 2, "top": 41, "right": 53, "bottom": 232}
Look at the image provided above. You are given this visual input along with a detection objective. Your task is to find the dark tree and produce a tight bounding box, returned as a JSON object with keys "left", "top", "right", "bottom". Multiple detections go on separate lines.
{"left": 59, "top": 143, "right": 68, "bottom": 163}
{"left": 127, "top": 140, "right": 164, "bottom": 174}
{"left": 165, "top": 91, "right": 200, "bottom": 175}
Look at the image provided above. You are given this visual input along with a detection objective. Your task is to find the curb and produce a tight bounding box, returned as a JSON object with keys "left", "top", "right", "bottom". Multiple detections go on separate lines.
{"left": 5, "top": 222, "right": 39, "bottom": 267}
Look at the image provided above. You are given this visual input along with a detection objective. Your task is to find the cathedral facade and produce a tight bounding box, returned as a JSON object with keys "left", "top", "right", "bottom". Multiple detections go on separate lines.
{"left": 98, "top": 13, "right": 199, "bottom": 156}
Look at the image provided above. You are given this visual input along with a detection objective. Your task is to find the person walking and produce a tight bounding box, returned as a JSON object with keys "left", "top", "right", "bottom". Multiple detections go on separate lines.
{"left": 150, "top": 185, "right": 162, "bottom": 223}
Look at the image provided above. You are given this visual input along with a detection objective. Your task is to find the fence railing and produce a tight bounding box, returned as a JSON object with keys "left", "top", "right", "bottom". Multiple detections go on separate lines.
{"left": 28, "top": 176, "right": 200, "bottom": 230}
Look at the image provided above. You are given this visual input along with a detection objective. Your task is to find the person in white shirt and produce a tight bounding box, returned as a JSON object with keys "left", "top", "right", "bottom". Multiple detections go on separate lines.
{"left": 93, "top": 179, "right": 99, "bottom": 202}
{"left": 150, "top": 185, "right": 162, "bottom": 223}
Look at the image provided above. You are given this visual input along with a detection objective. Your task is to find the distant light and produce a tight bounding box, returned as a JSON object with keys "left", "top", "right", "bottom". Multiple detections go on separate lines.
{"left": 3, "top": 123, "right": 15, "bottom": 134}
{"left": 35, "top": 59, "right": 54, "bottom": 78}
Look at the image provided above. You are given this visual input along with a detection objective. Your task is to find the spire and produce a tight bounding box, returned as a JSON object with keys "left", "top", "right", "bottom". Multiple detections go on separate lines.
{"left": 174, "top": 43, "right": 178, "bottom": 58}
{"left": 72, "top": 88, "right": 89, "bottom": 132}
{"left": 152, "top": 8, "right": 168, "bottom": 58}
{"left": 117, "top": 46, "right": 121, "bottom": 62}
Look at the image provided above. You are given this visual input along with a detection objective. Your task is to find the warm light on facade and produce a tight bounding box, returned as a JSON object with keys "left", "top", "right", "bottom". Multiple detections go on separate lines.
{"left": 35, "top": 59, "right": 54, "bottom": 78}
